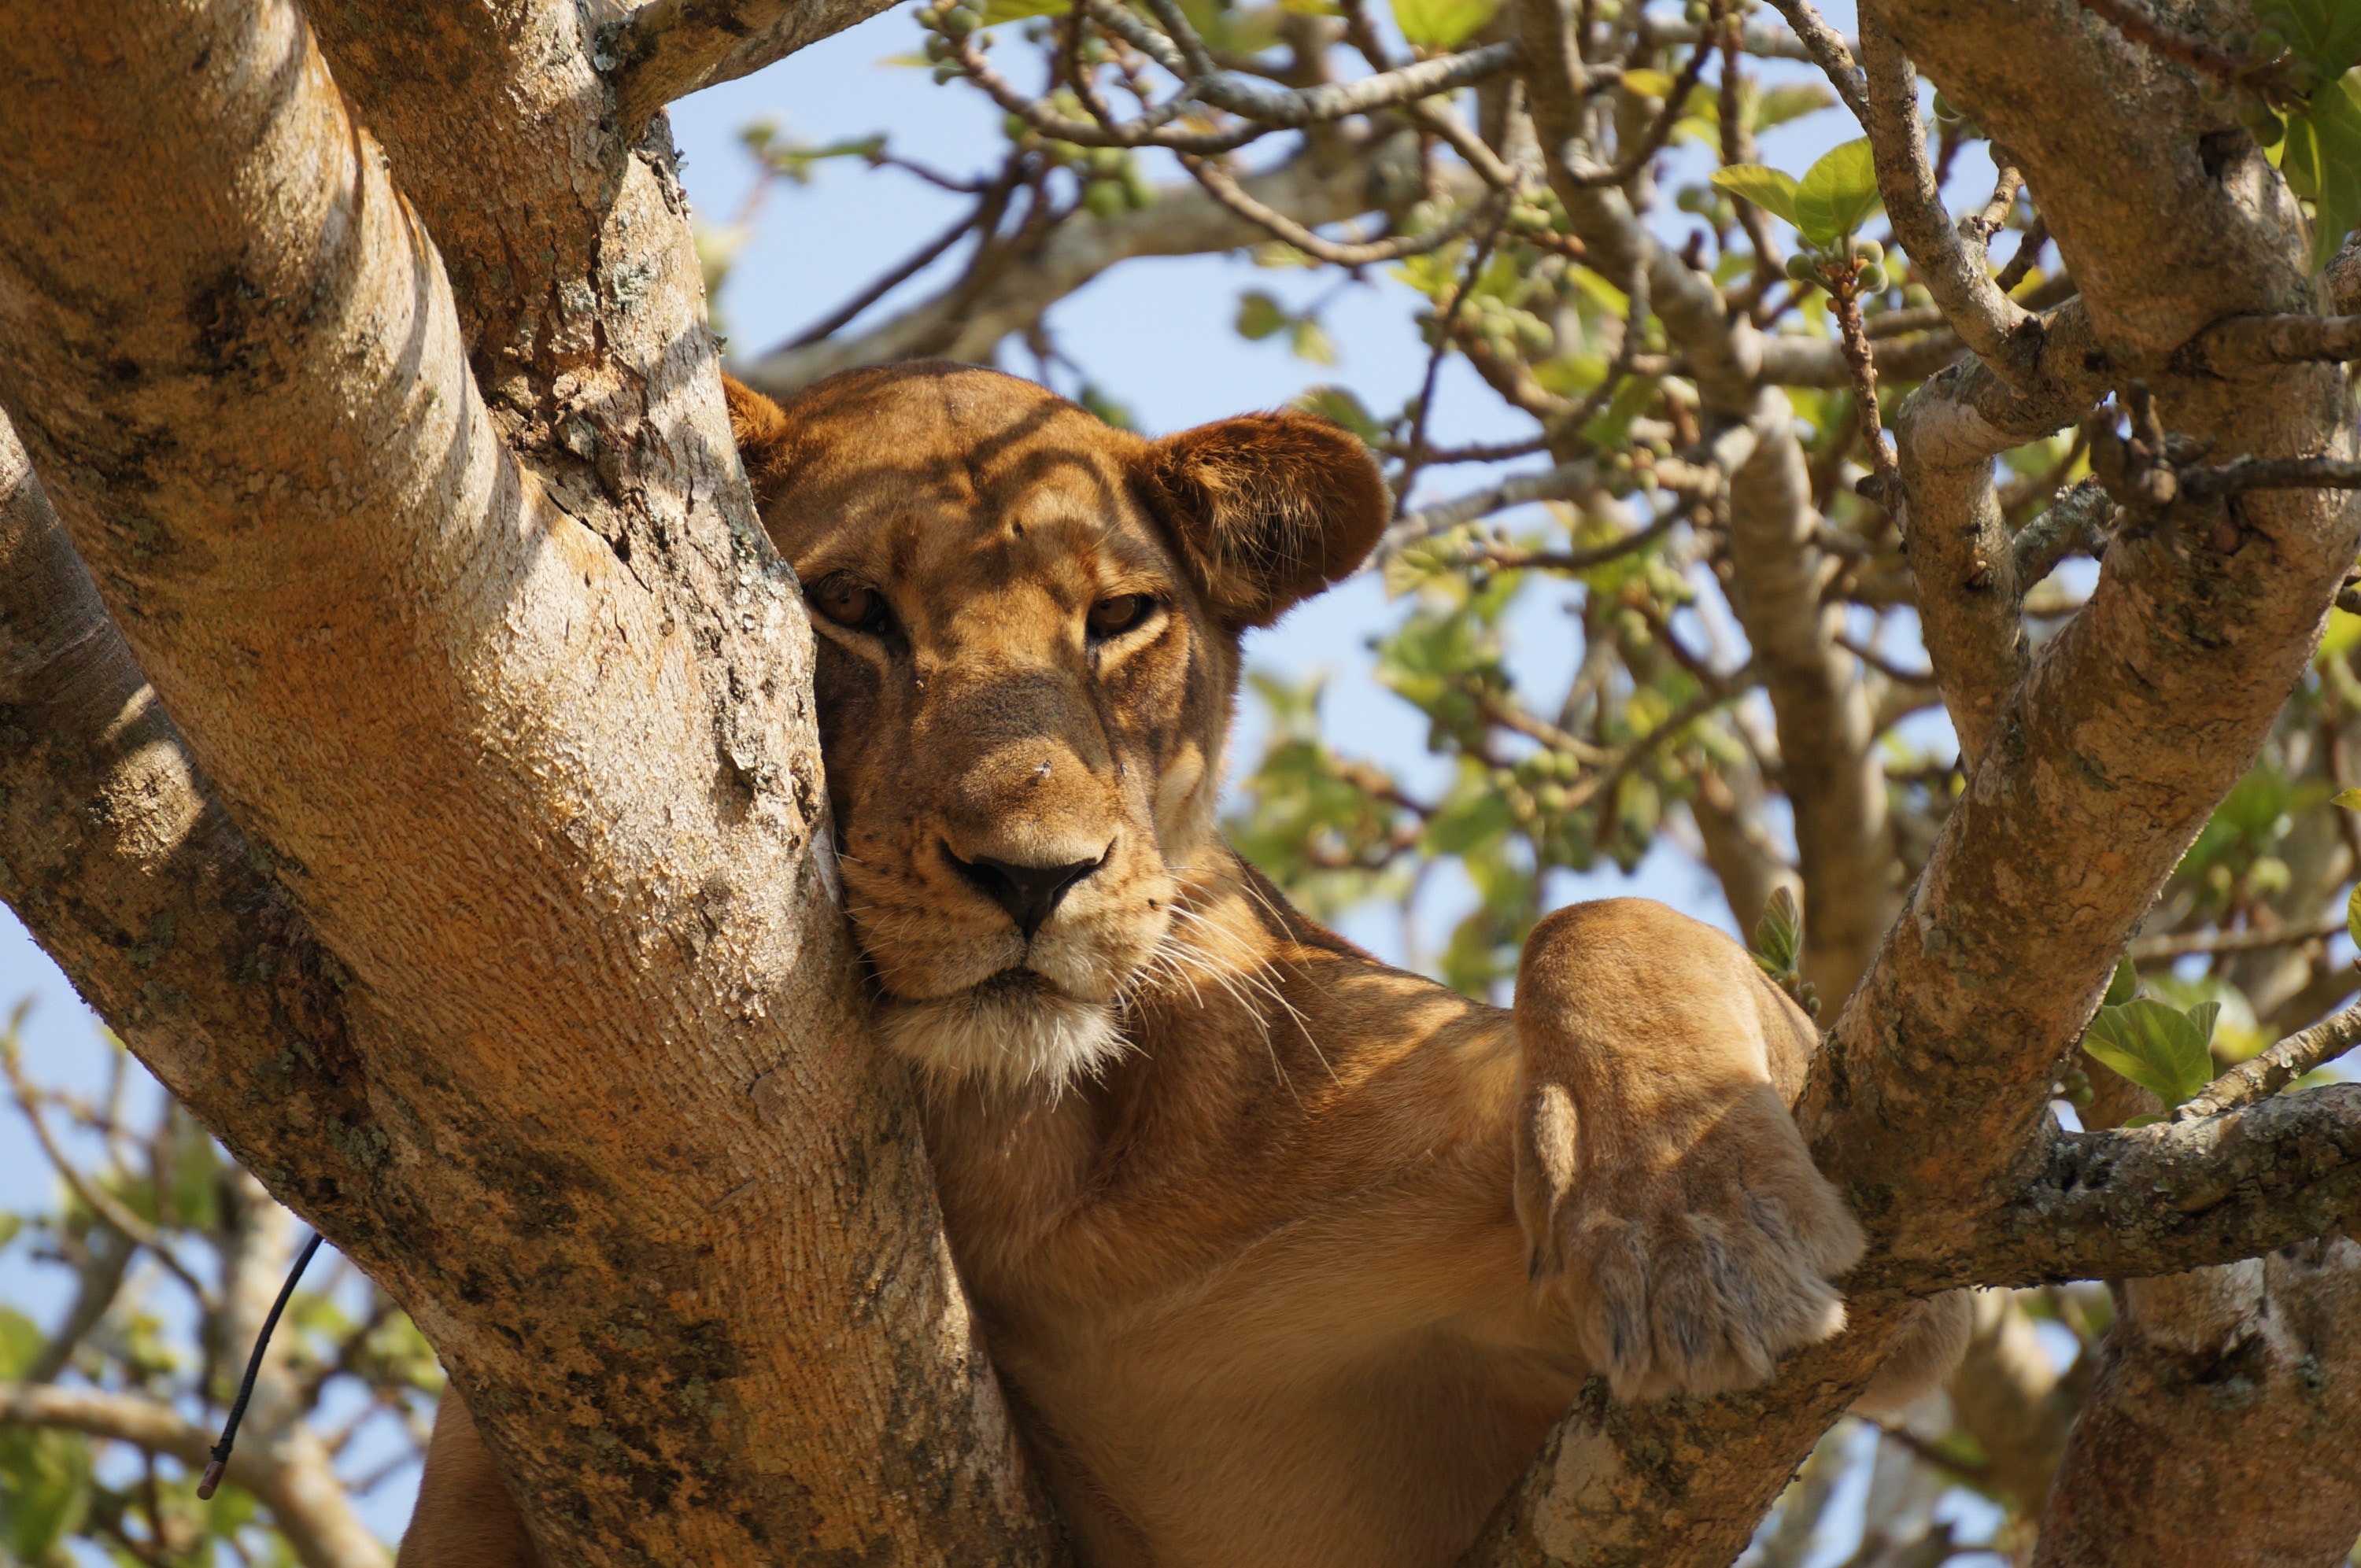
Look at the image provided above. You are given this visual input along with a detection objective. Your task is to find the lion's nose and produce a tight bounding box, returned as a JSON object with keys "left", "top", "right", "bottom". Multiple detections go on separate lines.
{"left": 946, "top": 847, "right": 1107, "bottom": 940}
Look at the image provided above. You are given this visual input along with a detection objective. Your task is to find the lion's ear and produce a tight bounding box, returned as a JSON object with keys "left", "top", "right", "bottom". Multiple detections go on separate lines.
{"left": 723, "top": 374, "right": 800, "bottom": 508}
{"left": 1138, "top": 411, "right": 1389, "bottom": 630}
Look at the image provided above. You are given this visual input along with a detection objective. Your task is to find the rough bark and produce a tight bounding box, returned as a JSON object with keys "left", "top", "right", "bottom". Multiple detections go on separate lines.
{"left": 2035, "top": 1243, "right": 2361, "bottom": 1568}
{"left": 1465, "top": 0, "right": 2359, "bottom": 1559}
{"left": 0, "top": 2, "right": 1060, "bottom": 1563}
{"left": 604, "top": 0, "right": 907, "bottom": 128}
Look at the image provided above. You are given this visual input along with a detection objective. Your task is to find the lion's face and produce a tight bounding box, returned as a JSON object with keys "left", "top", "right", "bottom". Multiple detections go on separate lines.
{"left": 729, "top": 364, "right": 1385, "bottom": 1091}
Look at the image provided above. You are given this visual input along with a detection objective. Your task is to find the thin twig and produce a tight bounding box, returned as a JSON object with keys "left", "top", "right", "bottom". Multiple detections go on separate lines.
{"left": 1447, "top": 511, "right": 1681, "bottom": 575}
{"left": 2189, "top": 312, "right": 2361, "bottom": 373}
{"left": 1376, "top": 457, "right": 1602, "bottom": 556}
{"left": 1394, "top": 222, "right": 1506, "bottom": 516}
{"left": 1558, "top": 24, "right": 1718, "bottom": 190}
{"left": 781, "top": 194, "right": 999, "bottom": 350}
{"left": 2182, "top": 455, "right": 2361, "bottom": 496}
{"left": 1383, "top": 435, "right": 1550, "bottom": 463}
{"left": 1180, "top": 154, "right": 1505, "bottom": 266}
{"left": 2178, "top": 991, "right": 2361, "bottom": 1121}
{"left": 1758, "top": 0, "right": 1867, "bottom": 124}
{"left": 1992, "top": 214, "right": 2049, "bottom": 294}
{"left": 956, "top": 32, "right": 1521, "bottom": 152}
{"left": 1833, "top": 279, "right": 1901, "bottom": 501}
{"left": 2129, "top": 917, "right": 2347, "bottom": 962}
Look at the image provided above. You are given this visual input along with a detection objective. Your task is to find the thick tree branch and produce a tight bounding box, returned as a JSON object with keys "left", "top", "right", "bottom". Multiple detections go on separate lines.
{"left": 2034, "top": 1239, "right": 2361, "bottom": 1566}
{"left": 605, "top": 0, "right": 903, "bottom": 128}
{"left": 1722, "top": 393, "right": 1894, "bottom": 1002}
{"left": 1860, "top": 24, "right": 2036, "bottom": 387}
{"left": 1760, "top": 0, "right": 1867, "bottom": 124}
{"left": 1879, "top": 1087, "right": 2361, "bottom": 1292}
{"left": 0, "top": 2, "right": 1060, "bottom": 1563}
{"left": 1886, "top": 304, "right": 2115, "bottom": 766}
{"left": 1469, "top": 0, "right": 2359, "bottom": 1556}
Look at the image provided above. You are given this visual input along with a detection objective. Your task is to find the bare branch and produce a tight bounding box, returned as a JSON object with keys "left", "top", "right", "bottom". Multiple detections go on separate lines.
{"left": 1752, "top": 327, "right": 1966, "bottom": 387}
{"left": 1445, "top": 512, "right": 1683, "bottom": 576}
{"left": 1181, "top": 153, "right": 1503, "bottom": 265}
{"left": 1651, "top": 14, "right": 1842, "bottom": 63}
{"left": 1, "top": 1031, "right": 209, "bottom": 1302}
{"left": 2183, "top": 452, "right": 2361, "bottom": 495}
{"left": 1377, "top": 459, "right": 1605, "bottom": 556}
{"left": 1555, "top": 26, "right": 1716, "bottom": 190}
{"left": 1760, "top": 0, "right": 1868, "bottom": 124}
{"left": 960, "top": 36, "right": 1523, "bottom": 150}
{"left": 2178, "top": 994, "right": 2361, "bottom": 1122}
{"left": 2128, "top": 915, "right": 2346, "bottom": 963}
{"left": 1859, "top": 24, "right": 2037, "bottom": 388}
{"left": 1879, "top": 1085, "right": 2361, "bottom": 1292}
{"left": 741, "top": 132, "right": 1440, "bottom": 393}
{"left": 604, "top": 0, "right": 901, "bottom": 127}
{"left": 2008, "top": 475, "right": 2112, "bottom": 588}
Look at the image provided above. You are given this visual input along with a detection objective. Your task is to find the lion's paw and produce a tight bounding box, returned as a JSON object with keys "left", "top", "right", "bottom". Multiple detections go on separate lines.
{"left": 1523, "top": 1084, "right": 1864, "bottom": 1402}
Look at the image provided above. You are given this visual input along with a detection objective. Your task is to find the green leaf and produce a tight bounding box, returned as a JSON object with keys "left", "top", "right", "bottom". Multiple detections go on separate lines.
{"left": 0, "top": 1426, "right": 91, "bottom": 1560}
{"left": 2104, "top": 954, "right": 2138, "bottom": 1008}
{"left": 979, "top": 0, "right": 1068, "bottom": 19}
{"left": 1532, "top": 352, "right": 1609, "bottom": 396}
{"left": 1291, "top": 385, "right": 1383, "bottom": 443}
{"left": 1391, "top": 0, "right": 1497, "bottom": 46}
{"left": 2283, "top": 71, "right": 2361, "bottom": 271}
{"left": 1289, "top": 315, "right": 1339, "bottom": 366}
{"left": 1754, "top": 82, "right": 1837, "bottom": 132}
{"left": 1235, "top": 290, "right": 1289, "bottom": 341}
{"left": 1752, "top": 885, "right": 1802, "bottom": 978}
{"left": 2084, "top": 998, "right": 2216, "bottom": 1108}
{"left": 1793, "top": 138, "right": 1883, "bottom": 247}
{"left": 1709, "top": 163, "right": 1801, "bottom": 225}
{"left": 0, "top": 1307, "right": 39, "bottom": 1382}
{"left": 1077, "top": 383, "right": 1136, "bottom": 430}
{"left": 2270, "top": 0, "right": 2361, "bottom": 78}
{"left": 2348, "top": 876, "right": 2360, "bottom": 950}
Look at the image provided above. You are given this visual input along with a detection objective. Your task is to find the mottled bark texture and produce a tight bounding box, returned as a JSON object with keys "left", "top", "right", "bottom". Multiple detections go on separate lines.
{"left": 1463, "top": 0, "right": 2360, "bottom": 1561}
{"left": 2035, "top": 1243, "right": 2361, "bottom": 1568}
{"left": 0, "top": 0, "right": 1059, "bottom": 1562}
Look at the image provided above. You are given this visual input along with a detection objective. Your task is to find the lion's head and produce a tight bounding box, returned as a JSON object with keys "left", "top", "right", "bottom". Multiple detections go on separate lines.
{"left": 726, "top": 363, "right": 1387, "bottom": 1092}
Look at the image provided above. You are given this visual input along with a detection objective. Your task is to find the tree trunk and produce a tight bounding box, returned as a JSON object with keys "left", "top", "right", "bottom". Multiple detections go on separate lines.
{"left": 0, "top": 0, "right": 1062, "bottom": 1559}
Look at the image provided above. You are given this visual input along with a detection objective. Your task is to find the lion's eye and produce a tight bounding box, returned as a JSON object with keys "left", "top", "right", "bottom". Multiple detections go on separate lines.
{"left": 1087, "top": 595, "right": 1156, "bottom": 640}
{"left": 811, "top": 575, "right": 888, "bottom": 633}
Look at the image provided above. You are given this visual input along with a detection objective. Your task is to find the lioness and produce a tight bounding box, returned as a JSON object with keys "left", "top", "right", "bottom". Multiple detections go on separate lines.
{"left": 401, "top": 363, "right": 1959, "bottom": 1568}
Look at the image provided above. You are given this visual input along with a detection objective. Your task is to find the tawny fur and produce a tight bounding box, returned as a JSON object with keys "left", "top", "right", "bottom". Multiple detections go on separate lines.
{"left": 398, "top": 363, "right": 1963, "bottom": 1568}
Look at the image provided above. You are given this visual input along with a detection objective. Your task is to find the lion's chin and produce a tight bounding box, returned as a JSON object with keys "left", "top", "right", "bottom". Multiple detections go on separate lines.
{"left": 874, "top": 970, "right": 1128, "bottom": 1096}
